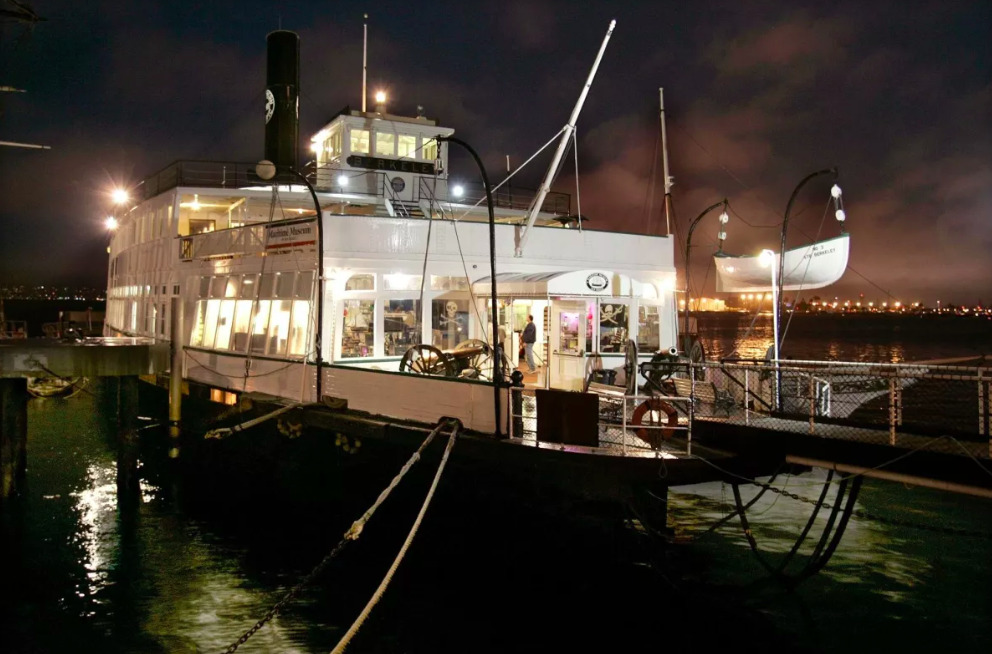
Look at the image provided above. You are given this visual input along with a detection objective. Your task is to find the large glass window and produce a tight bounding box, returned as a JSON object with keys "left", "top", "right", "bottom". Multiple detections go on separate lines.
{"left": 375, "top": 132, "right": 395, "bottom": 156}
{"left": 215, "top": 300, "right": 236, "bottom": 349}
{"left": 201, "top": 299, "right": 222, "bottom": 349}
{"left": 288, "top": 300, "right": 311, "bottom": 356}
{"left": 231, "top": 300, "right": 254, "bottom": 352}
{"left": 422, "top": 138, "right": 438, "bottom": 161}
{"left": 350, "top": 128, "right": 370, "bottom": 154}
{"left": 636, "top": 304, "right": 661, "bottom": 352}
{"left": 384, "top": 299, "right": 421, "bottom": 355}
{"left": 345, "top": 274, "right": 374, "bottom": 291}
{"left": 266, "top": 300, "right": 292, "bottom": 356}
{"left": 432, "top": 299, "right": 468, "bottom": 350}
{"left": 598, "top": 302, "right": 628, "bottom": 353}
{"left": 430, "top": 275, "right": 469, "bottom": 291}
{"left": 250, "top": 300, "right": 272, "bottom": 354}
{"left": 275, "top": 272, "right": 295, "bottom": 297}
{"left": 342, "top": 299, "right": 374, "bottom": 358}
{"left": 383, "top": 273, "right": 422, "bottom": 292}
{"left": 398, "top": 134, "right": 417, "bottom": 158}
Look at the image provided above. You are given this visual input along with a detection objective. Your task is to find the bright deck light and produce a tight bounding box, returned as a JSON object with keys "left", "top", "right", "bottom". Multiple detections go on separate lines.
{"left": 112, "top": 188, "right": 129, "bottom": 204}
{"left": 375, "top": 90, "right": 386, "bottom": 103}
{"left": 337, "top": 174, "right": 349, "bottom": 187}
{"left": 105, "top": 216, "right": 118, "bottom": 230}
{"left": 831, "top": 184, "right": 842, "bottom": 198}
{"left": 452, "top": 184, "right": 465, "bottom": 197}
{"left": 835, "top": 209, "right": 846, "bottom": 222}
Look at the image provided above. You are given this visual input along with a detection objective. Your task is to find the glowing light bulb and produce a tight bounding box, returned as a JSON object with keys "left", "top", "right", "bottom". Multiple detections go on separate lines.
{"left": 831, "top": 184, "right": 842, "bottom": 198}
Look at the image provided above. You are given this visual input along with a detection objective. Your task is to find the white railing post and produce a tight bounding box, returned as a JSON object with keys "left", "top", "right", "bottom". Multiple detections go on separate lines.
{"left": 888, "top": 377, "right": 897, "bottom": 445}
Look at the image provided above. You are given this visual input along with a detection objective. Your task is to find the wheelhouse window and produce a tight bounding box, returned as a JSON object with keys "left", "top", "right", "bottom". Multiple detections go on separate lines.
{"left": 598, "top": 301, "right": 628, "bottom": 353}
{"left": 350, "top": 128, "right": 370, "bottom": 154}
{"left": 636, "top": 304, "right": 661, "bottom": 352}
{"left": 342, "top": 299, "right": 374, "bottom": 358}
{"left": 375, "top": 132, "right": 395, "bottom": 156}
{"left": 384, "top": 299, "right": 421, "bottom": 355}
{"left": 422, "top": 137, "right": 438, "bottom": 162}
{"left": 397, "top": 134, "right": 417, "bottom": 158}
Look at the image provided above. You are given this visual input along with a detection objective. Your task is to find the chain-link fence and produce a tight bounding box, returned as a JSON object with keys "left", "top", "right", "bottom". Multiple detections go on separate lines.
{"left": 506, "top": 360, "right": 990, "bottom": 460}
{"left": 691, "top": 360, "right": 991, "bottom": 457}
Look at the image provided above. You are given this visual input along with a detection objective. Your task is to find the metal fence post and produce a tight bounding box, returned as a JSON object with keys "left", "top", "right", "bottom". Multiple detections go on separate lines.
{"left": 744, "top": 366, "right": 750, "bottom": 425}
{"left": 809, "top": 372, "right": 816, "bottom": 435}
{"left": 888, "top": 377, "right": 897, "bottom": 445}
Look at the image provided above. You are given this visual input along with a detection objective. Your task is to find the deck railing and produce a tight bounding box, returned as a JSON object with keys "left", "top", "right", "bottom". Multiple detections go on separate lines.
{"left": 677, "top": 359, "right": 991, "bottom": 458}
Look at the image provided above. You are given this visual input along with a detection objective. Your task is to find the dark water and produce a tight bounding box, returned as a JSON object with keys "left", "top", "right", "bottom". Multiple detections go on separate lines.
{"left": 695, "top": 312, "right": 992, "bottom": 363}
{"left": 2, "top": 315, "right": 991, "bottom": 653}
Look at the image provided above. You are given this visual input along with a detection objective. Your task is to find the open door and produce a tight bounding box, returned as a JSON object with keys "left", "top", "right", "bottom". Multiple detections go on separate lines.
{"left": 549, "top": 299, "right": 588, "bottom": 390}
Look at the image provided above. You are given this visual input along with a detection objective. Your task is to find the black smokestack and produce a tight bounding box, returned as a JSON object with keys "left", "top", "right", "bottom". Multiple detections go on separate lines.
{"left": 264, "top": 30, "right": 300, "bottom": 170}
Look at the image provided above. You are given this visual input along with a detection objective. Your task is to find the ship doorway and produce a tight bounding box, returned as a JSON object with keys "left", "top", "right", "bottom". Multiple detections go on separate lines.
{"left": 549, "top": 299, "right": 591, "bottom": 390}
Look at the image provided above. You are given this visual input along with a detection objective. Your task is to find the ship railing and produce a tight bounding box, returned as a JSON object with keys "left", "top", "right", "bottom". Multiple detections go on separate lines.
{"left": 691, "top": 359, "right": 991, "bottom": 458}
{"left": 138, "top": 161, "right": 274, "bottom": 199}
{"left": 179, "top": 223, "right": 268, "bottom": 261}
{"left": 507, "top": 385, "right": 691, "bottom": 456}
{"left": 422, "top": 178, "right": 571, "bottom": 216}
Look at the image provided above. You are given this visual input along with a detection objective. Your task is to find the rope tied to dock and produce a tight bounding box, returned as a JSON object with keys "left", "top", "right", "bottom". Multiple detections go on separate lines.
{"left": 204, "top": 402, "right": 303, "bottom": 439}
{"left": 330, "top": 420, "right": 459, "bottom": 653}
{"left": 221, "top": 418, "right": 459, "bottom": 653}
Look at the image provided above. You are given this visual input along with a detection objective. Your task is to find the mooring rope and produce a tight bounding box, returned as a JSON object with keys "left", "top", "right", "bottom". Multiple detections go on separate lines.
{"left": 330, "top": 421, "right": 459, "bottom": 653}
{"left": 204, "top": 402, "right": 303, "bottom": 439}
{"left": 221, "top": 419, "right": 457, "bottom": 653}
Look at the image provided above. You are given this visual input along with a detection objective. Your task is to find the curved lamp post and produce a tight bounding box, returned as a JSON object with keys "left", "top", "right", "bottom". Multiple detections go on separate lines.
{"left": 776, "top": 167, "right": 837, "bottom": 336}
{"left": 256, "top": 160, "right": 325, "bottom": 403}
{"left": 436, "top": 136, "right": 502, "bottom": 439}
{"left": 683, "top": 199, "right": 728, "bottom": 341}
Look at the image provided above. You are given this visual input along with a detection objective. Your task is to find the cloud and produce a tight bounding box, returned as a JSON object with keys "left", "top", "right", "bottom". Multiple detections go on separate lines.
{"left": 715, "top": 14, "right": 850, "bottom": 73}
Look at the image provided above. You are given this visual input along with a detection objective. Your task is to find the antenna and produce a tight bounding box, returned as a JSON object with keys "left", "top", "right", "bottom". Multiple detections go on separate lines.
{"left": 362, "top": 14, "right": 368, "bottom": 113}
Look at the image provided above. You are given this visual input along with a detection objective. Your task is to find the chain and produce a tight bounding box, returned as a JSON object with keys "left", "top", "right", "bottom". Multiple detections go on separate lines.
{"left": 223, "top": 539, "right": 352, "bottom": 653}
{"left": 740, "top": 478, "right": 992, "bottom": 540}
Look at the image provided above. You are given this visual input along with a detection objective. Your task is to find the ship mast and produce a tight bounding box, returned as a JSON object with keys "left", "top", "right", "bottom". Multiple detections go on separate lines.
{"left": 515, "top": 19, "right": 616, "bottom": 257}
{"left": 660, "top": 87, "right": 672, "bottom": 236}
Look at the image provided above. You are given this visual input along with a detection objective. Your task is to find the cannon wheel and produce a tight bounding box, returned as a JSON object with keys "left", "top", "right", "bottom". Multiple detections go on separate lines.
{"left": 681, "top": 335, "right": 706, "bottom": 381}
{"left": 451, "top": 339, "right": 492, "bottom": 379}
{"left": 399, "top": 344, "right": 455, "bottom": 377}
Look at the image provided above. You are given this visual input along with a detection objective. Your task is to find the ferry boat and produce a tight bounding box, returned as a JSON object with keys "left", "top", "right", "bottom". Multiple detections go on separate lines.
{"left": 103, "top": 26, "right": 773, "bottom": 495}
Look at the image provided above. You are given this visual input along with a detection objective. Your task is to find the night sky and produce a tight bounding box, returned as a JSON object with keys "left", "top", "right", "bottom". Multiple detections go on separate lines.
{"left": 1, "top": 1, "right": 989, "bottom": 305}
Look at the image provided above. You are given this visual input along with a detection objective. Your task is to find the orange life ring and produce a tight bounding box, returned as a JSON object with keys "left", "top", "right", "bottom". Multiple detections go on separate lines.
{"left": 631, "top": 398, "right": 678, "bottom": 447}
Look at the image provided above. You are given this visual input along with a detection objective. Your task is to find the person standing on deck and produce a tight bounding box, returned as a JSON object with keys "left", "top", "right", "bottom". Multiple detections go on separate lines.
{"left": 522, "top": 315, "right": 537, "bottom": 372}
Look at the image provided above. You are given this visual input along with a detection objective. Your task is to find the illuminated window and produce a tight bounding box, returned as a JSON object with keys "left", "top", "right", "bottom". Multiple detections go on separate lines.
{"left": 383, "top": 273, "right": 422, "bottom": 291}
{"left": 288, "top": 300, "right": 312, "bottom": 356}
{"left": 636, "top": 304, "right": 660, "bottom": 352}
{"left": 201, "top": 299, "right": 221, "bottom": 348}
{"left": 342, "top": 299, "right": 374, "bottom": 358}
{"left": 210, "top": 276, "right": 227, "bottom": 298}
{"left": 224, "top": 276, "right": 240, "bottom": 298}
{"left": 398, "top": 134, "right": 417, "bottom": 158}
{"left": 429, "top": 275, "right": 469, "bottom": 291}
{"left": 375, "top": 132, "right": 395, "bottom": 156}
{"left": 598, "top": 301, "right": 628, "bottom": 353}
{"left": 325, "top": 127, "right": 342, "bottom": 161}
{"left": 350, "top": 128, "right": 370, "bottom": 154}
{"left": 345, "top": 274, "right": 375, "bottom": 291}
{"left": 231, "top": 300, "right": 254, "bottom": 352}
{"left": 266, "top": 299, "right": 292, "bottom": 356}
{"left": 215, "top": 300, "right": 236, "bottom": 349}
{"left": 422, "top": 138, "right": 438, "bottom": 161}
{"left": 385, "top": 299, "right": 421, "bottom": 355}
{"left": 240, "top": 275, "right": 258, "bottom": 298}
{"left": 250, "top": 300, "right": 272, "bottom": 354}
{"left": 432, "top": 299, "right": 468, "bottom": 350}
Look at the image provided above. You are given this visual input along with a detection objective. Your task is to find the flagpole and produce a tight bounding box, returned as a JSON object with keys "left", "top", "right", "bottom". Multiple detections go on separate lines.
{"left": 362, "top": 14, "right": 368, "bottom": 112}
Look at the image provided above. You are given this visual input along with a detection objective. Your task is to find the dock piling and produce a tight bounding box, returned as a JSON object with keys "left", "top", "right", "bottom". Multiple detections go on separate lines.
{"left": 0, "top": 378, "right": 28, "bottom": 499}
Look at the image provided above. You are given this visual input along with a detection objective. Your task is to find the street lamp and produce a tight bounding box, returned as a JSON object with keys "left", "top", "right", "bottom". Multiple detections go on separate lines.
{"left": 777, "top": 167, "right": 837, "bottom": 339}
{"left": 759, "top": 248, "right": 780, "bottom": 410}
{"left": 255, "top": 160, "right": 325, "bottom": 402}
{"left": 436, "top": 135, "right": 503, "bottom": 439}
{"left": 683, "top": 199, "right": 727, "bottom": 341}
